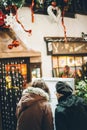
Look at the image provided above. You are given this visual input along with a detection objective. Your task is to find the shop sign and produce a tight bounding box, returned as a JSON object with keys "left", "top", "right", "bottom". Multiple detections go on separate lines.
{"left": 44, "top": 37, "right": 87, "bottom": 55}
{"left": 52, "top": 42, "right": 87, "bottom": 55}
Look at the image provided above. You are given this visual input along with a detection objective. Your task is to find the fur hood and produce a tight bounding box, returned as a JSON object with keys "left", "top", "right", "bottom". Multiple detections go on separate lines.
{"left": 16, "top": 87, "right": 50, "bottom": 117}
{"left": 22, "top": 87, "right": 49, "bottom": 100}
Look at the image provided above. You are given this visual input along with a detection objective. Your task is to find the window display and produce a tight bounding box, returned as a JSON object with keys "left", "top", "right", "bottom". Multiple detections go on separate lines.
{"left": 52, "top": 56, "right": 87, "bottom": 79}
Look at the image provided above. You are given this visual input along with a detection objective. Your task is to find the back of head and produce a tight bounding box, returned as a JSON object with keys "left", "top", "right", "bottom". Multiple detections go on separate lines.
{"left": 55, "top": 81, "right": 73, "bottom": 96}
{"left": 64, "top": 65, "right": 70, "bottom": 72}
{"left": 32, "top": 79, "right": 50, "bottom": 95}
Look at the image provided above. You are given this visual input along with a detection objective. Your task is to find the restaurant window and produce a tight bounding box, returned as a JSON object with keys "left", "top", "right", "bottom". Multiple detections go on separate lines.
{"left": 52, "top": 56, "right": 87, "bottom": 78}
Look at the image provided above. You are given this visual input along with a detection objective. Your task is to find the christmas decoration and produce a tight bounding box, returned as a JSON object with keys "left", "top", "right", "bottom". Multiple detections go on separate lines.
{"left": 47, "top": 0, "right": 69, "bottom": 42}
{"left": 61, "top": 8, "right": 67, "bottom": 42}
{"left": 4, "top": 12, "right": 15, "bottom": 27}
{"left": 0, "top": 0, "right": 32, "bottom": 34}
{"left": 60, "top": 0, "right": 70, "bottom": 42}
{"left": 81, "top": 32, "right": 87, "bottom": 41}
{"left": 12, "top": 40, "right": 20, "bottom": 47}
{"left": 6, "top": 75, "right": 11, "bottom": 89}
{"left": 31, "top": 0, "right": 35, "bottom": 23}
{"left": 15, "top": 11, "right": 32, "bottom": 34}
{"left": 0, "top": 10, "right": 6, "bottom": 27}
{"left": 47, "top": 2, "right": 61, "bottom": 23}
{"left": 8, "top": 44, "right": 13, "bottom": 49}
{"left": 8, "top": 40, "right": 20, "bottom": 49}
{"left": 0, "top": 0, "right": 25, "bottom": 10}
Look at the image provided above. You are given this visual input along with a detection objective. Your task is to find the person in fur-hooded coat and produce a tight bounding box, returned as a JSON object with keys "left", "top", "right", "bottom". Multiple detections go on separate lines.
{"left": 16, "top": 79, "right": 54, "bottom": 130}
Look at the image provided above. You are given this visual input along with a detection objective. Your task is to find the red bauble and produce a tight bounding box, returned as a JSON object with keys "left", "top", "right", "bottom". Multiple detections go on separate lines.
{"left": 0, "top": 11, "right": 6, "bottom": 26}
{"left": 28, "top": 30, "right": 32, "bottom": 34}
{"left": 12, "top": 40, "right": 20, "bottom": 47}
{"left": 8, "top": 44, "right": 13, "bottom": 49}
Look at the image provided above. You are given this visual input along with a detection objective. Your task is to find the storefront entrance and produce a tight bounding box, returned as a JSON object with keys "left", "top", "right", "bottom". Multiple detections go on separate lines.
{"left": 0, "top": 57, "right": 42, "bottom": 130}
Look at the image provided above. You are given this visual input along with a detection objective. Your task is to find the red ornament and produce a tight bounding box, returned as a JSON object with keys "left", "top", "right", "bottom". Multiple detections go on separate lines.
{"left": 29, "top": 30, "right": 32, "bottom": 34}
{"left": 12, "top": 40, "right": 20, "bottom": 47}
{"left": 51, "top": 2, "right": 57, "bottom": 7}
{"left": 8, "top": 44, "right": 13, "bottom": 49}
{"left": 25, "top": 29, "right": 32, "bottom": 34}
{"left": 0, "top": 10, "right": 6, "bottom": 26}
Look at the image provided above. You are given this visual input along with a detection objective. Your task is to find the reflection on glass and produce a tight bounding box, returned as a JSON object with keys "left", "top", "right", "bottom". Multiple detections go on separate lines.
{"left": 52, "top": 56, "right": 58, "bottom": 68}
{"left": 59, "top": 56, "right": 66, "bottom": 67}
{"left": 32, "top": 68, "right": 40, "bottom": 80}
{"left": 83, "top": 56, "right": 87, "bottom": 64}
{"left": 75, "top": 57, "right": 82, "bottom": 66}
{"left": 67, "top": 56, "right": 75, "bottom": 66}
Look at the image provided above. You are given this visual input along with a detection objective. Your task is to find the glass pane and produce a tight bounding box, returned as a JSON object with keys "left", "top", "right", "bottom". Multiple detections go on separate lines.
{"left": 59, "top": 56, "right": 67, "bottom": 67}
{"left": 70, "top": 67, "right": 75, "bottom": 74}
{"left": 83, "top": 56, "right": 87, "bottom": 64}
{"left": 32, "top": 68, "right": 41, "bottom": 79}
{"left": 52, "top": 56, "right": 58, "bottom": 68}
{"left": 75, "top": 57, "right": 82, "bottom": 66}
{"left": 67, "top": 56, "right": 75, "bottom": 66}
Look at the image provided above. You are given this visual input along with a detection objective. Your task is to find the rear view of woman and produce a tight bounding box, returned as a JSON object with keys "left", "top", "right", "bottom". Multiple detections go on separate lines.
{"left": 16, "top": 79, "right": 54, "bottom": 130}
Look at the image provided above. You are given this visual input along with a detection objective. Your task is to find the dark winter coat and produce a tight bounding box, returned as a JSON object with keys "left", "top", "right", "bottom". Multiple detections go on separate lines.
{"left": 16, "top": 87, "right": 54, "bottom": 130}
{"left": 55, "top": 95, "right": 87, "bottom": 130}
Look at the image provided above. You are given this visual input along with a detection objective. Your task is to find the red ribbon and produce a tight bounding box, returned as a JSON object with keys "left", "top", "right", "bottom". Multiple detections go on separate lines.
{"left": 15, "top": 10, "right": 32, "bottom": 34}
{"left": 31, "top": 0, "right": 34, "bottom": 23}
{"left": 61, "top": 9, "right": 67, "bottom": 43}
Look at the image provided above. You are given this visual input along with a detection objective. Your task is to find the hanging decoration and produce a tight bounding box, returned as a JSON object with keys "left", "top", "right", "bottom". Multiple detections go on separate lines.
{"left": 61, "top": 0, "right": 69, "bottom": 42}
{"left": 0, "top": 0, "right": 73, "bottom": 42}
{"left": 12, "top": 40, "right": 20, "bottom": 47}
{"left": 8, "top": 44, "right": 13, "bottom": 49}
{"left": 0, "top": 10, "right": 6, "bottom": 27}
{"left": 47, "top": 0, "right": 72, "bottom": 42}
{"left": 0, "top": 0, "right": 32, "bottom": 35}
{"left": 15, "top": 10, "right": 32, "bottom": 35}
{"left": 31, "top": 0, "right": 35, "bottom": 23}
{"left": 0, "top": 10, "right": 10, "bottom": 28}
{"left": 61, "top": 12, "right": 67, "bottom": 43}
{"left": 0, "top": 0, "right": 25, "bottom": 10}
{"left": 81, "top": 32, "right": 87, "bottom": 41}
{"left": 4, "top": 12, "right": 15, "bottom": 27}
{"left": 47, "top": 1, "right": 61, "bottom": 23}
{"left": 8, "top": 40, "right": 20, "bottom": 49}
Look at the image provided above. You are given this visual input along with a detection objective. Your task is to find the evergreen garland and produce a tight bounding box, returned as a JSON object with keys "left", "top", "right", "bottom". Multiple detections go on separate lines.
{"left": 0, "top": 0, "right": 25, "bottom": 9}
